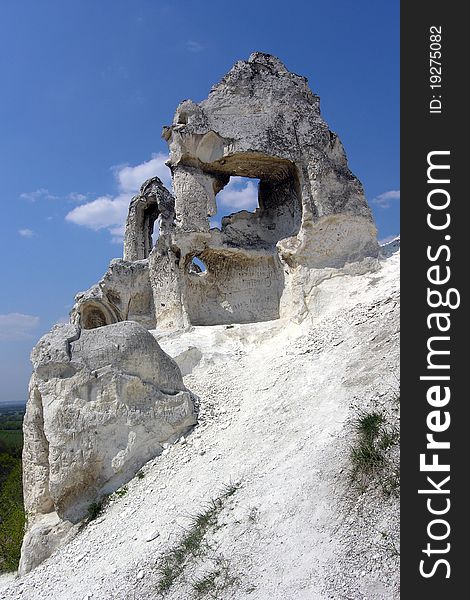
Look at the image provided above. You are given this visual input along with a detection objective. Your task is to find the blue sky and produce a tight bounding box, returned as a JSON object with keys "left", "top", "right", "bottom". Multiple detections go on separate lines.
{"left": 0, "top": 0, "right": 399, "bottom": 402}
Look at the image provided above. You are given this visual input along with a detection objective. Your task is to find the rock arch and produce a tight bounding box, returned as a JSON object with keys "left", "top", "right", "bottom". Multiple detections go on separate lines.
{"left": 74, "top": 52, "right": 379, "bottom": 332}
{"left": 152, "top": 53, "right": 379, "bottom": 328}
{"left": 79, "top": 300, "right": 120, "bottom": 330}
{"left": 123, "top": 176, "right": 175, "bottom": 261}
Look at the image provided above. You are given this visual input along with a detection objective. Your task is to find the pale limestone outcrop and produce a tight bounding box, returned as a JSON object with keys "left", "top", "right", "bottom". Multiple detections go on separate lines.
{"left": 149, "top": 52, "right": 378, "bottom": 328}
{"left": 71, "top": 259, "right": 155, "bottom": 330}
{"left": 71, "top": 52, "right": 378, "bottom": 332}
{"left": 71, "top": 176, "right": 174, "bottom": 331}
{"left": 123, "top": 176, "right": 175, "bottom": 262}
{"left": 21, "top": 51, "right": 380, "bottom": 574}
{"left": 20, "top": 321, "right": 197, "bottom": 573}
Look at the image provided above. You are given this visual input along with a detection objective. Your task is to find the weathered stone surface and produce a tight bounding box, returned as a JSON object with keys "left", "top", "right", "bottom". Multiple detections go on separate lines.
{"left": 21, "top": 321, "right": 197, "bottom": 573}
{"left": 148, "top": 52, "right": 378, "bottom": 328}
{"left": 68, "top": 52, "right": 378, "bottom": 333}
{"left": 21, "top": 51, "right": 381, "bottom": 575}
{"left": 19, "top": 513, "right": 76, "bottom": 576}
{"left": 71, "top": 258, "right": 156, "bottom": 330}
{"left": 124, "top": 176, "right": 175, "bottom": 262}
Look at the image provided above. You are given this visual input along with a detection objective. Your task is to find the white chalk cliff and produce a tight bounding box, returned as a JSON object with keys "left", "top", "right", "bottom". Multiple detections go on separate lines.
{"left": 5, "top": 53, "right": 399, "bottom": 599}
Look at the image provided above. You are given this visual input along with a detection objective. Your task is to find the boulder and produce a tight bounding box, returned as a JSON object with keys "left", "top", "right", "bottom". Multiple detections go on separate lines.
{"left": 20, "top": 321, "right": 197, "bottom": 573}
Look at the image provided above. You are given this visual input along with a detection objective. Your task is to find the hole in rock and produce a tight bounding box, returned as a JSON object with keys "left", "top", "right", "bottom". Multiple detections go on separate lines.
{"left": 177, "top": 111, "right": 188, "bottom": 124}
{"left": 182, "top": 157, "right": 302, "bottom": 327}
{"left": 205, "top": 163, "right": 302, "bottom": 248}
{"left": 142, "top": 204, "right": 159, "bottom": 256}
{"left": 81, "top": 305, "right": 108, "bottom": 329}
{"left": 151, "top": 214, "right": 162, "bottom": 245}
{"left": 210, "top": 176, "right": 259, "bottom": 229}
{"left": 188, "top": 256, "right": 208, "bottom": 275}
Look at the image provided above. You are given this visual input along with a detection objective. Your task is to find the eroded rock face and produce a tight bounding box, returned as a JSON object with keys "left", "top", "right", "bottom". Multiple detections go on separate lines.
{"left": 21, "top": 321, "right": 197, "bottom": 573}
{"left": 147, "top": 52, "right": 379, "bottom": 328}
{"left": 70, "top": 258, "right": 156, "bottom": 331}
{"left": 71, "top": 177, "right": 175, "bottom": 331}
{"left": 21, "top": 51, "right": 380, "bottom": 574}
{"left": 71, "top": 52, "right": 378, "bottom": 333}
{"left": 123, "top": 176, "right": 175, "bottom": 262}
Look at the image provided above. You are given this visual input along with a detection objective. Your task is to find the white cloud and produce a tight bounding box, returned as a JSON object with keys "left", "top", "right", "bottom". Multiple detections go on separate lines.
{"left": 20, "top": 189, "right": 88, "bottom": 203}
{"left": 65, "top": 153, "right": 171, "bottom": 242}
{"left": 20, "top": 188, "right": 58, "bottom": 202}
{"left": 110, "top": 225, "right": 126, "bottom": 245}
{"left": 18, "top": 228, "right": 34, "bottom": 238}
{"left": 0, "top": 313, "right": 40, "bottom": 341}
{"left": 66, "top": 192, "right": 88, "bottom": 203}
{"left": 66, "top": 194, "right": 129, "bottom": 231}
{"left": 114, "top": 154, "right": 171, "bottom": 193}
{"left": 187, "top": 40, "right": 203, "bottom": 53}
{"left": 218, "top": 177, "right": 258, "bottom": 211}
{"left": 372, "top": 190, "right": 400, "bottom": 209}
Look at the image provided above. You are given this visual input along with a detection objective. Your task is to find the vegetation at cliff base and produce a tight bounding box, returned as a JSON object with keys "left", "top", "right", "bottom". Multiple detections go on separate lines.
{"left": 0, "top": 404, "right": 26, "bottom": 572}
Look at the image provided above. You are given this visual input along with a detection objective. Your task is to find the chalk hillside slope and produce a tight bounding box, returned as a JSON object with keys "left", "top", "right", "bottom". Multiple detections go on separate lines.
{"left": 2, "top": 248, "right": 399, "bottom": 600}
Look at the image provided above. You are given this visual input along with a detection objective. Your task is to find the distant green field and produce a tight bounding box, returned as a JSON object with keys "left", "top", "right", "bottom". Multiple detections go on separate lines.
{"left": 0, "top": 404, "right": 24, "bottom": 454}
{"left": 0, "top": 404, "right": 25, "bottom": 571}
{"left": 0, "top": 430, "right": 23, "bottom": 450}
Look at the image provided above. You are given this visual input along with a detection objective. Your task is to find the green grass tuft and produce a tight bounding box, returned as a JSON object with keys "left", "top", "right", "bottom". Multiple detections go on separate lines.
{"left": 193, "top": 569, "right": 221, "bottom": 596}
{"left": 114, "top": 486, "right": 128, "bottom": 498}
{"left": 87, "top": 501, "right": 103, "bottom": 521}
{"left": 156, "top": 482, "right": 241, "bottom": 595}
{"left": 350, "top": 409, "right": 400, "bottom": 494}
{"left": 192, "top": 561, "right": 239, "bottom": 598}
{"left": 378, "top": 428, "right": 400, "bottom": 452}
{"left": 355, "top": 411, "right": 385, "bottom": 442}
{"left": 87, "top": 495, "right": 109, "bottom": 521}
{"left": 351, "top": 440, "right": 384, "bottom": 475}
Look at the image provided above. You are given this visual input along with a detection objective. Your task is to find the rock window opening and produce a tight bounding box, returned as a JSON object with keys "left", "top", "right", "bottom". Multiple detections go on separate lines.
{"left": 188, "top": 256, "right": 208, "bottom": 275}
{"left": 152, "top": 214, "right": 162, "bottom": 245}
{"left": 211, "top": 176, "right": 260, "bottom": 229}
{"left": 81, "top": 306, "right": 107, "bottom": 329}
{"left": 205, "top": 162, "right": 302, "bottom": 249}
{"left": 143, "top": 204, "right": 159, "bottom": 257}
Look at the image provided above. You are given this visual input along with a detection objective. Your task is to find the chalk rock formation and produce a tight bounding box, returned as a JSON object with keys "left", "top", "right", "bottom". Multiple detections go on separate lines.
{"left": 71, "top": 258, "right": 156, "bottom": 330}
{"left": 124, "top": 176, "right": 175, "bottom": 262}
{"left": 21, "top": 52, "right": 380, "bottom": 575}
{"left": 148, "top": 52, "right": 378, "bottom": 328}
{"left": 20, "top": 321, "right": 197, "bottom": 574}
{"left": 70, "top": 177, "right": 174, "bottom": 330}
{"left": 70, "top": 52, "right": 379, "bottom": 334}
